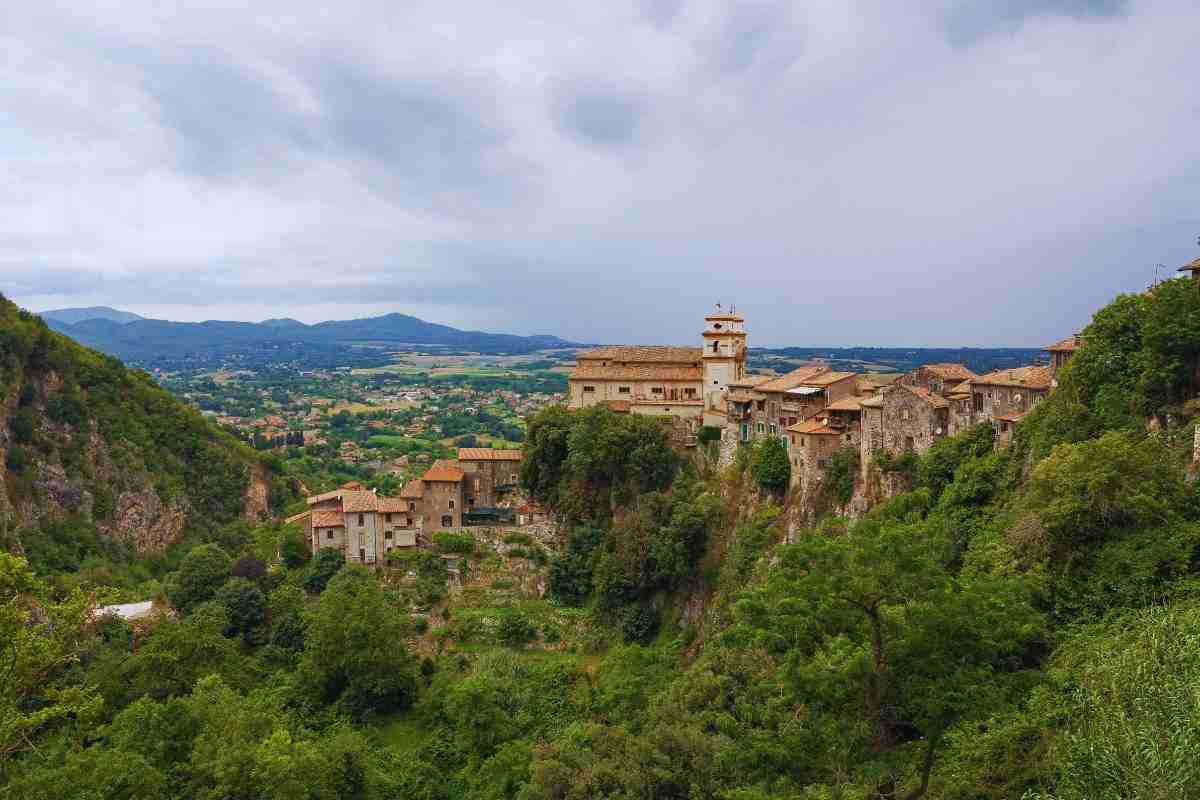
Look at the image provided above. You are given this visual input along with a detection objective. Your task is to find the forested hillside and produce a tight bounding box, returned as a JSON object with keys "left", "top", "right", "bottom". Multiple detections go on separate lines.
{"left": 0, "top": 294, "right": 293, "bottom": 579}
{"left": 3, "top": 278, "right": 1200, "bottom": 799}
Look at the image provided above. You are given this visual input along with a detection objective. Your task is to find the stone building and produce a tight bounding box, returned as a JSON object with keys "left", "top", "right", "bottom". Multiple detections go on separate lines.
{"left": 726, "top": 366, "right": 857, "bottom": 444}
{"left": 878, "top": 384, "right": 952, "bottom": 455}
{"left": 1179, "top": 256, "right": 1200, "bottom": 281}
{"left": 567, "top": 307, "right": 747, "bottom": 428}
{"left": 414, "top": 459, "right": 466, "bottom": 530}
{"left": 904, "top": 363, "right": 977, "bottom": 394}
{"left": 1046, "top": 335, "right": 1081, "bottom": 378}
{"left": 301, "top": 485, "right": 419, "bottom": 565}
{"left": 457, "top": 447, "right": 521, "bottom": 509}
{"left": 968, "top": 366, "right": 1054, "bottom": 443}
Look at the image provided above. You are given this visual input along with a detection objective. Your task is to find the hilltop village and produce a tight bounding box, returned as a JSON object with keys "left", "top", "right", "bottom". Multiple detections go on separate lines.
{"left": 567, "top": 305, "right": 1085, "bottom": 504}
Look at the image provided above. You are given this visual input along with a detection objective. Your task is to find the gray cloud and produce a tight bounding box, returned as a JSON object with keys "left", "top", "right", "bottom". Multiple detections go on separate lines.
{"left": 552, "top": 80, "right": 648, "bottom": 148}
{"left": 4, "top": 0, "right": 1199, "bottom": 348}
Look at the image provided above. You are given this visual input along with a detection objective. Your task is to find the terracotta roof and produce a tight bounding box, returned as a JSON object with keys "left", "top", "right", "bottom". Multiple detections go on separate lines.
{"left": 704, "top": 312, "right": 744, "bottom": 321}
{"left": 341, "top": 491, "right": 381, "bottom": 513}
{"left": 802, "top": 371, "right": 856, "bottom": 387}
{"left": 729, "top": 375, "right": 772, "bottom": 388}
{"left": 919, "top": 363, "right": 977, "bottom": 381}
{"left": 576, "top": 346, "right": 702, "bottom": 364}
{"left": 399, "top": 480, "right": 424, "bottom": 499}
{"left": 423, "top": 460, "right": 465, "bottom": 482}
{"left": 284, "top": 511, "right": 311, "bottom": 525}
{"left": 727, "top": 390, "right": 758, "bottom": 403}
{"left": 1046, "top": 335, "right": 1081, "bottom": 352}
{"left": 860, "top": 394, "right": 884, "bottom": 408}
{"left": 906, "top": 386, "right": 949, "bottom": 409}
{"left": 457, "top": 448, "right": 522, "bottom": 461}
{"left": 311, "top": 510, "right": 345, "bottom": 528}
{"left": 606, "top": 400, "right": 632, "bottom": 412}
{"left": 1179, "top": 256, "right": 1200, "bottom": 273}
{"left": 306, "top": 488, "right": 345, "bottom": 505}
{"left": 377, "top": 496, "right": 412, "bottom": 513}
{"left": 825, "top": 395, "right": 865, "bottom": 412}
{"left": 972, "top": 366, "right": 1054, "bottom": 390}
{"left": 788, "top": 419, "right": 841, "bottom": 435}
{"left": 755, "top": 366, "right": 832, "bottom": 394}
{"left": 341, "top": 481, "right": 367, "bottom": 490}
{"left": 571, "top": 364, "right": 703, "bottom": 381}
{"left": 948, "top": 380, "right": 973, "bottom": 395}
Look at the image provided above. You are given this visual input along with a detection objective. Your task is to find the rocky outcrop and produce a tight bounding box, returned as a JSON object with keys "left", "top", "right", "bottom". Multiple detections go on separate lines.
{"left": 243, "top": 462, "right": 271, "bottom": 521}
{"left": 104, "top": 490, "right": 188, "bottom": 553}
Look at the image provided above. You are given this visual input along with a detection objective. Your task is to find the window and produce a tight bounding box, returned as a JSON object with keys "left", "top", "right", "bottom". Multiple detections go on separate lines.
{"left": 711, "top": 341, "right": 719, "bottom": 353}
{"left": 409, "top": 502, "right": 416, "bottom": 511}
{"left": 386, "top": 513, "right": 393, "bottom": 522}
{"left": 904, "top": 436, "right": 915, "bottom": 452}
{"left": 326, "top": 529, "right": 334, "bottom": 540}
{"left": 583, "top": 385, "right": 595, "bottom": 393}
{"left": 769, "top": 424, "right": 777, "bottom": 435}
{"left": 756, "top": 400, "right": 765, "bottom": 411}
{"left": 714, "top": 323, "right": 723, "bottom": 330}
{"left": 684, "top": 388, "right": 696, "bottom": 398}
{"left": 973, "top": 392, "right": 984, "bottom": 412}
{"left": 652, "top": 387, "right": 664, "bottom": 394}
{"left": 357, "top": 513, "right": 364, "bottom": 526}
{"left": 901, "top": 408, "right": 910, "bottom": 421}
{"left": 756, "top": 422, "right": 765, "bottom": 434}
{"left": 618, "top": 386, "right": 630, "bottom": 394}
{"left": 441, "top": 515, "right": 453, "bottom": 527}
{"left": 405, "top": 517, "right": 412, "bottom": 526}
{"left": 385, "top": 531, "right": 393, "bottom": 540}
{"left": 449, "top": 499, "right": 455, "bottom": 509}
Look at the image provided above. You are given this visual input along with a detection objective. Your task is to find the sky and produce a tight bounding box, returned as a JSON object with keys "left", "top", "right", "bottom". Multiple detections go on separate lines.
{"left": 3, "top": 0, "right": 1199, "bottom": 347}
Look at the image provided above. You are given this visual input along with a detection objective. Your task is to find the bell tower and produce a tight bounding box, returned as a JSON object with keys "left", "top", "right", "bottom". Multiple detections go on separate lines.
{"left": 702, "top": 304, "right": 747, "bottom": 421}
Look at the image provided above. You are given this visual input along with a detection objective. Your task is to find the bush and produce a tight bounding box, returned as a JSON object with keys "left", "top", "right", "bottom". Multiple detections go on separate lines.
{"left": 279, "top": 529, "right": 309, "bottom": 569}
{"left": 503, "top": 532, "right": 533, "bottom": 546}
{"left": 5, "top": 445, "right": 28, "bottom": 474}
{"left": 304, "top": 547, "right": 345, "bottom": 594}
{"left": 496, "top": 609, "right": 537, "bottom": 647}
{"left": 621, "top": 604, "right": 659, "bottom": 644}
{"left": 231, "top": 555, "right": 267, "bottom": 583}
{"left": 432, "top": 531, "right": 475, "bottom": 554}
{"left": 751, "top": 437, "right": 790, "bottom": 492}
{"left": 10, "top": 408, "right": 35, "bottom": 444}
{"left": 822, "top": 446, "right": 860, "bottom": 506}
{"left": 697, "top": 425, "right": 722, "bottom": 445}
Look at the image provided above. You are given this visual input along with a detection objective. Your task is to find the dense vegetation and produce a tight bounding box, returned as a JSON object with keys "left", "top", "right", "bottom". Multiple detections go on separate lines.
{"left": 5, "top": 278, "right": 1200, "bottom": 798}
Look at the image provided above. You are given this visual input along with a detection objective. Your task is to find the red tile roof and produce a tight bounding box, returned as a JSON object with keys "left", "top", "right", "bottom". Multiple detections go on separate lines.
{"left": 377, "top": 497, "right": 412, "bottom": 513}
{"left": 423, "top": 460, "right": 465, "bottom": 482}
{"left": 920, "top": 363, "right": 977, "bottom": 381}
{"left": 1179, "top": 256, "right": 1200, "bottom": 273}
{"left": 341, "top": 491, "right": 381, "bottom": 513}
{"left": 972, "top": 366, "right": 1054, "bottom": 390}
{"left": 788, "top": 419, "right": 841, "bottom": 435}
{"left": 754, "top": 366, "right": 831, "bottom": 394}
{"left": 571, "top": 364, "right": 703, "bottom": 381}
{"left": 311, "top": 510, "right": 345, "bottom": 528}
{"left": 576, "top": 346, "right": 703, "bottom": 363}
{"left": 457, "top": 448, "right": 522, "bottom": 461}
{"left": 1046, "top": 336, "right": 1081, "bottom": 352}
{"left": 399, "top": 481, "right": 425, "bottom": 499}
{"left": 908, "top": 386, "right": 949, "bottom": 409}
{"left": 606, "top": 400, "right": 632, "bottom": 412}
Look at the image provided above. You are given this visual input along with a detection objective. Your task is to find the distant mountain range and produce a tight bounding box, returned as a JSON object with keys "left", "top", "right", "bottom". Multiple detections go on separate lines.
{"left": 39, "top": 307, "right": 581, "bottom": 370}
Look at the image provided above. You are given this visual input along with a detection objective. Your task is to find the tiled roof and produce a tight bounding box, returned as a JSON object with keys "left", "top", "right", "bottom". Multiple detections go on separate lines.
{"left": 570, "top": 364, "right": 703, "bottom": 381}
{"left": 606, "top": 400, "right": 632, "bottom": 412}
{"left": 284, "top": 511, "right": 311, "bottom": 525}
{"left": 860, "top": 394, "right": 884, "bottom": 408}
{"left": 576, "top": 346, "right": 703, "bottom": 364}
{"left": 399, "top": 481, "right": 425, "bottom": 499}
{"left": 341, "top": 481, "right": 367, "bottom": 490}
{"left": 755, "top": 366, "right": 831, "bottom": 394}
{"left": 825, "top": 395, "right": 865, "bottom": 412}
{"left": 1046, "top": 336, "right": 1081, "bottom": 352}
{"left": 306, "top": 488, "right": 345, "bottom": 505}
{"left": 1179, "top": 256, "right": 1200, "bottom": 272}
{"left": 311, "top": 510, "right": 345, "bottom": 528}
{"left": 377, "top": 496, "right": 412, "bottom": 513}
{"left": 423, "top": 460, "right": 465, "bottom": 482}
{"left": 341, "top": 491, "right": 381, "bottom": 513}
{"left": 704, "top": 312, "right": 744, "bottom": 321}
{"left": 788, "top": 419, "right": 841, "bottom": 434}
{"left": 920, "top": 363, "right": 976, "bottom": 381}
{"left": 457, "top": 448, "right": 522, "bottom": 461}
{"left": 903, "top": 386, "right": 949, "bottom": 409}
{"left": 727, "top": 390, "right": 758, "bottom": 403}
{"left": 729, "top": 375, "right": 772, "bottom": 388}
{"left": 801, "top": 371, "right": 856, "bottom": 387}
{"left": 972, "top": 366, "right": 1054, "bottom": 390}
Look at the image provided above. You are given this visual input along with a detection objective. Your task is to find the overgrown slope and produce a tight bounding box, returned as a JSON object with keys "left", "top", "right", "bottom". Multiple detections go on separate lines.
{"left": 0, "top": 294, "right": 278, "bottom": 557}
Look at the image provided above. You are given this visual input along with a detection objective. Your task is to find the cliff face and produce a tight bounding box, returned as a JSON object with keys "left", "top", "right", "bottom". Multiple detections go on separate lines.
{"left": 0, "top": 297, "right": 266, "bottom": 555}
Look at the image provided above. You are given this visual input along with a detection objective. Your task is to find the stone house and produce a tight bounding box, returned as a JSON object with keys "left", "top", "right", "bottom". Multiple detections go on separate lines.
{"left": 457, "top": 447, "right": 522, "bottom": 509}
{"left": 905, "top": 363, "right": 977, "bottom": 395}
{"left": 1046, "top": 335, "right": 1081, "bottom": 379}
{"left": 419, "top": 460, "right": 466, "bottom": 530}
{"left": 878, "top": 384, "right": 951, "bottom": 456}
{"left": 301, "top": 485, "right": 419, "bottom": 566}
{"left": 968, "top": 366, "right": 1054, "bottom": 443}
{"left": 726, "top": 367, "right": 857, "bottom": 444}
{"left": 787, "top": 416, "right": 845, "bottom": 491}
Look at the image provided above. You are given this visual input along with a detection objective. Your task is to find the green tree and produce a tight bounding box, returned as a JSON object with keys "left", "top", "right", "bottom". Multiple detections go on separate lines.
{"left": 496, "top": 609, "right": 536, "bottom": 647}
{"left": 167, "top": 544, "right": 232, "bottom": 613}
{"left": 300, "top": 566, "right": 419, "bottom": 715}
{"left": 751, "top": 437, "right": 790, "bottom": 493}
{"left": 304, "top": 547, "right": 345, "bottom": 594}
{"left": 215, "top": 577, "right": 267, "bottom": 640}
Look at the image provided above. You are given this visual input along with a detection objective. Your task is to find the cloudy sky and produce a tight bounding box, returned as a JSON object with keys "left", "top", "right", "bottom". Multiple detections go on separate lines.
{"left": 3, "top": 0, "right": 1198, "bottom": 346}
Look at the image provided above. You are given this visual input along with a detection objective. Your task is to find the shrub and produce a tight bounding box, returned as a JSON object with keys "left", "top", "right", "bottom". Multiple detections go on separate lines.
{"left": 231, "top": 555, "right": 267, "bottom": 583}
{"left": 10, "top": 408, "right": 35, "bottom": 444}
{"left": 822, "top": 446, "right": 860, "bottom": 506}
{"left": 496, "top": 609, "right": 537, "bottom": 647}
{"left": 304, "top": 547, "right": 345, "bottom": 594}
{"left": 503, "top": 532, "right": 533, "bottom": 546}
{"left": 432, "top": 531, "right": 475, "bottom": 554}
{"left": 697, "top": 425, "right": 722, "bottom": 445}
{"left": 621, "top": 604, "right": 659, "bottom": 644}
{"left": 5, "top": 445, "right": 28, "bottom": 474}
